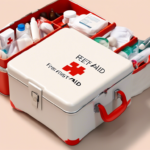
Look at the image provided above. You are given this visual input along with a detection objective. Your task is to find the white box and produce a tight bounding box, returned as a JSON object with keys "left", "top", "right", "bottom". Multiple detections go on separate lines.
{"left": 8, "top": 28, "right": 133, "bottom": 145}
{"left": 0, "top": 28, "right": 15, "bottom": 48}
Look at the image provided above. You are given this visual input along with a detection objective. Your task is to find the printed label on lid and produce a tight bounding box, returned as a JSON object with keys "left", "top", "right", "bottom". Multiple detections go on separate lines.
{"left": 46, "top": 54, "right": 106, "bottom": 87}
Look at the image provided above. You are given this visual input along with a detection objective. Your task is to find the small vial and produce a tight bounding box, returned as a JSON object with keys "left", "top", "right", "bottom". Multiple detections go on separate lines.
{"left": 49, "top": 9, "right": 57, "bottom": 21}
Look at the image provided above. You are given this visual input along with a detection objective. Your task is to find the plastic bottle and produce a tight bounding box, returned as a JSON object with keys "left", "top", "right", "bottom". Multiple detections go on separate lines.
{"left": 30, "top": 17, "right": 41, "bottom": 42}
{"left": 25, "top": 23, "right": 32, "bottom": 38}
{"left": 16, "top": 24, "right": 29, "bottom": 39}
{"left": 130, "top": 47, "right": 150, "bottom": 63}
{"left": 40, "top": 23, "right": 54, "bottom": 34}
{"left": 17, "top": 34, "right": 33, "bottom": 51}
{"left": 62, "top": 10, "right": 76, "bottom": 24}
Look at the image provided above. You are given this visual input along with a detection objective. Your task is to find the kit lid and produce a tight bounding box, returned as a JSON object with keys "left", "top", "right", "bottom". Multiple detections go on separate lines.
{"left": 8, "top": 28, "right": 133, "bottom": 113}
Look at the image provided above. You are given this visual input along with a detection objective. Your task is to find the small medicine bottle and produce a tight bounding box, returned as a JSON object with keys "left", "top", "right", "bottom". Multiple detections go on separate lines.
{"left": 62, "top": 10, "right": 76, "bottom": 24}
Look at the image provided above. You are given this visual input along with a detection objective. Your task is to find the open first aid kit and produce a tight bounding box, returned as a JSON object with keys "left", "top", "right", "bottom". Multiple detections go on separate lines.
{"left": 0, "top": 0, "right": 150, "bottom": 146}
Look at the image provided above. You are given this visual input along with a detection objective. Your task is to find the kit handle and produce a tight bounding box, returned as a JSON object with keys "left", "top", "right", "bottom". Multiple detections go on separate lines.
{"left": 96, "top": 90, "right": 128, "bottom": 122}
{"left": 133, "top": 55, "right": 150, "bottom": 74}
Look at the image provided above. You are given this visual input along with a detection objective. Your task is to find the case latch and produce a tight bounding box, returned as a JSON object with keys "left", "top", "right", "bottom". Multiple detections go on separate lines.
{"left": 28, "top": 82, "right": 42, "bottom": 110}
{"left": 31, "top": 91, "right": 39, "bottom": 108}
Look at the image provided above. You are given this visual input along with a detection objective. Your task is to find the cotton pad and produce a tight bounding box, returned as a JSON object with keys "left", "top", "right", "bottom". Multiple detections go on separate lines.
{"left": 107, "top": 37, "right": 117, "bottom": 47}
{"left": 110, "top": 26, "right": 133, "bottom": 48}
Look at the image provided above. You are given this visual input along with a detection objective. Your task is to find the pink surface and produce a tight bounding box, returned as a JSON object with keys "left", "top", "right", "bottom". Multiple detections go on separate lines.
{"left": 0, "top": 0, "right": 150, "bottom": 149}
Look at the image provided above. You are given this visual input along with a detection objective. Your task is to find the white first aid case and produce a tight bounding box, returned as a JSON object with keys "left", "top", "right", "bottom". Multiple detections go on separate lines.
{"left": 8, "top": 28, "right": 133, "bottom": 145}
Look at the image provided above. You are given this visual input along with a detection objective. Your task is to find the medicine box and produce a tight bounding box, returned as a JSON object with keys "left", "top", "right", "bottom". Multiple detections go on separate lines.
{"left": 8, "top": 28, "right": 133, "bottom": 145}
{"left": 0, "top": 28, "right": 15, "bottom": 48}
{"left": 0, "top": 0, "right": 150, "bottom": 146}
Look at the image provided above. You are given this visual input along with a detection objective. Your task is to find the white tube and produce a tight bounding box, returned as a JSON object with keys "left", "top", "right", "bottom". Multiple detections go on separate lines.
{"left": 30, "top": 17, "right": 41, "bottom": 42}
{"left": 130, "top": 48, "right": 150, "bottom": 63}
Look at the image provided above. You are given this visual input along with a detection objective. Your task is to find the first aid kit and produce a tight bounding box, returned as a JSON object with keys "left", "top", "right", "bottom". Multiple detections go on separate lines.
{"left": 8, "top": 28, "right": 133, "bottom": 145}
{"left": 0, "top": 0, "right": 150, "bottom": 146}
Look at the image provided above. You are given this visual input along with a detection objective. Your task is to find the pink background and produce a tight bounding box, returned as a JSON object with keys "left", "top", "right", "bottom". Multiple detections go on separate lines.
{"left": 0, "top": 0, "right": 150, "bottom": 149}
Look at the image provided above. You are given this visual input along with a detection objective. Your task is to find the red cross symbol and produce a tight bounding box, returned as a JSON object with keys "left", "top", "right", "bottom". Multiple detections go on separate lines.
{"left": 62, "top": 62, "right": 85, "bottom": 76}
{"left": 7, "top": 38, "right": 13, "bottom": 44}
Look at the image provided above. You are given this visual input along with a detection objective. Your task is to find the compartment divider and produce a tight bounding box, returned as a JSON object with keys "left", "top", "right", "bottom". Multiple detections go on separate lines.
{"left": 90, "top": 23, "right": 116, "bottom": 39}
{"left": 114, "top": 37, "right": 138, "bottom": 54}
